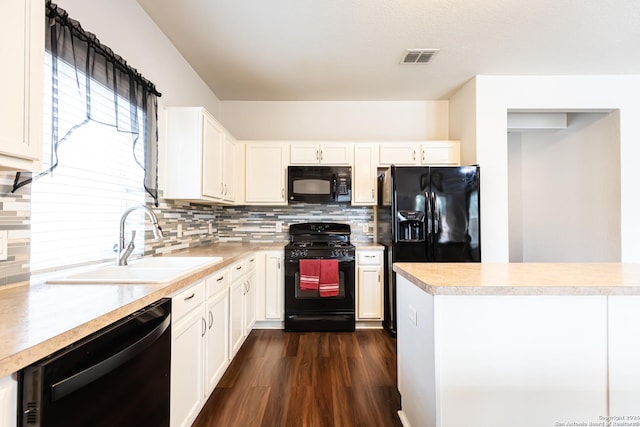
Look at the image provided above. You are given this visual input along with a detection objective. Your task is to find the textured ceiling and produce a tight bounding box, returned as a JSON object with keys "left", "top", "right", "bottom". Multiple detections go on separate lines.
{"left": 136, "top": 0, "right": 640, "bottom": 101}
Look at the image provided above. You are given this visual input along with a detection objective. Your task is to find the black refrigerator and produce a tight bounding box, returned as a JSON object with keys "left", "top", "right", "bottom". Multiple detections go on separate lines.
{"left": 377, "top": 165, "right": 480, "bottom": 336}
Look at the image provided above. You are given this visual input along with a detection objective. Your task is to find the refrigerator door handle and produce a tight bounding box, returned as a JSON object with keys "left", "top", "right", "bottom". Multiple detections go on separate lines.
{"left": 426, "top": 192, "right": 432, "bottom": 235}
{"left": 432, "top": 192, "right": 439, "bottom": 234}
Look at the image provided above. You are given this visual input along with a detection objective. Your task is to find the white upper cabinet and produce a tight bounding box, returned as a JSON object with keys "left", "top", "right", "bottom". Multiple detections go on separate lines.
{"left": 352, "top": 144, "right": 377, "bottom": 206}
{"left": 0, "top": 0, "right": 44, "bottom": 171}
{"left": 378, "top": 143, "right": 419, "bottom": 165}
{"left": 379, "top": 141, "right": 460, "bottom": 166}
{"left": 244, "top": 142, "right": 288, "bottom": 205}
{"left": 421, "top": 141, "right": 460, "bottom": 165}
{"left": 165, "top": 107, "right": 239, "bottom": 204}
{"left": 290, "top": 143, "right": 351, "bottom": 165}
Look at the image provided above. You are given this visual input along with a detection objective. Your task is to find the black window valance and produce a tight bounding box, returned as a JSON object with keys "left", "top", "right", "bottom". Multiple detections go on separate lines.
{"left": 12, "top": 0, "right": 162, "bottom": 206}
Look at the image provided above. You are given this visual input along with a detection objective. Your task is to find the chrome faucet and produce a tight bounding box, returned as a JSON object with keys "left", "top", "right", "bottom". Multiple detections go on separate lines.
{"left": 117, "top": 205, "right": 164, "bottom": 266}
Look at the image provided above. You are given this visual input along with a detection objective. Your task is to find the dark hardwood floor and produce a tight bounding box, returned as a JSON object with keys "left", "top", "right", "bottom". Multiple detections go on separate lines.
{"left": 192, "top": 329, "right": 402, "bottom": 427}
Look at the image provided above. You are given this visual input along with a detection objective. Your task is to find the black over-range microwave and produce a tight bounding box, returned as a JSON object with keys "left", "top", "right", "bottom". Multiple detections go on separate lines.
{"left": 287, "top": 166, "right": 352, "bottom": 203}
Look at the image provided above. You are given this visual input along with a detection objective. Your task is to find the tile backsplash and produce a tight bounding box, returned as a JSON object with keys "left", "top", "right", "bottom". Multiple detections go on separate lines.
{"left": 0, "top": 178, "right": 374, "bottom": 288}
{"left": 0, "top": 172, "right": 31, "bottom": 286}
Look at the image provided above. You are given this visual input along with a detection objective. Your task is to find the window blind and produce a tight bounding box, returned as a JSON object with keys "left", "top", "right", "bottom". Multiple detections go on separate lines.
{"left": 31, "top": 54, "right": 146, "bottom": 273}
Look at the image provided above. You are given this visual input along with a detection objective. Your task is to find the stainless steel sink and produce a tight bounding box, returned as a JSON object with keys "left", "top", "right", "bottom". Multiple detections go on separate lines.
{"left": 47, "top": 256, "right": 223, "bottom": 284}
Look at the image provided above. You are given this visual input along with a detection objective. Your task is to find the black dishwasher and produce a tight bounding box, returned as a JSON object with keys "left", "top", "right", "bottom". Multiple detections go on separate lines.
{"left": 18, "top": 298, "right": 171, "bottom": 427}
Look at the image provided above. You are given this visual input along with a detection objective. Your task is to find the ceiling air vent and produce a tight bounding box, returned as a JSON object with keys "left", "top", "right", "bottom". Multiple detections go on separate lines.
{"left": 401, "top": 49, "right": 439, "bottom": 64}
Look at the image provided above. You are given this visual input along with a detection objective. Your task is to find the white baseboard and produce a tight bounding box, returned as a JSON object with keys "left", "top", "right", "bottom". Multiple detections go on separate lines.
{"left": 398, "top": 410, "right": 412, "bottom": 427}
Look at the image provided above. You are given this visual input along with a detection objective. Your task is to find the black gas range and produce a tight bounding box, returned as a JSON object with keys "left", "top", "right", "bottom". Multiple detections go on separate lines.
{"left": 284, "top": 223, "right": 356, "bottom": 332}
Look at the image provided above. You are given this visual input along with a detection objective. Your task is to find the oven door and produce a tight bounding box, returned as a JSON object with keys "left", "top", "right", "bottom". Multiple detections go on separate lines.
{"left": 284, "top": 256, "right": 355, "bottom": 331}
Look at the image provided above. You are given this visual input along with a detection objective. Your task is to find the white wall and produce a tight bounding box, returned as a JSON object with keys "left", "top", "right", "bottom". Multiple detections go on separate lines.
{"left": 54, "top": 0, "right": 223, "bottom": 191}
{"left": 449, "top": 78, "right": 477, "bottom": 165}
{"left": 464, "top": 75, "right": 640, "bottom": 262}
{"left": 219, "top": 100, "right": 448, "bottom": 140}
{"left": 508, "top": 112, "right": 621, "bottom": 262}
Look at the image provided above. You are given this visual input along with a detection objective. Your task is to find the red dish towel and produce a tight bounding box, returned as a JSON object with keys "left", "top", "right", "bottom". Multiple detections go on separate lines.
{"left": 299, "top": 259, "right": 320, "bottom": 291}
{"left": 319, "top": 259, "right": 339, "bottom": 297}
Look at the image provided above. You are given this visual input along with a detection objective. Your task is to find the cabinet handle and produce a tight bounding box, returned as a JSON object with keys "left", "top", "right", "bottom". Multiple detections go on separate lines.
{"left": 249, "top": 258, "right": 255, "bottom": 263}
{"left": 320, "top": 149, "right": 323, "bottom": 161}
{"left": 201, "top": 318, "right": 206, "bottom": 337}
{"left": 220, "top": 182, "right": 224, "bottom": 195}
{"left": 216, "top": 276, "right": 225, "bottom": 282}
{"left": 316, "top": 149, "right": 319, "bottom": 161}
{"left": 277, "top": 260, "right": 281, "bottom": 269}
{"left": 184, "top": 293, "right": 195, "bottom": 301}
{"left": 209, "top": 310, "right": 214, "bottom": 329}
{"left": 236, "top": 265, "right": 243, "bottom": 271}
{"left": 365, "top": 255, "right": 374, "bottom": 258}
{"left": 371, "top": 188, "right": 374, "bottom": 198}
{"left": 412, "top": 150, "right": 416, "bottom": 161}
{"left": 281, "top": 188, "right": 285, "bottom": 198}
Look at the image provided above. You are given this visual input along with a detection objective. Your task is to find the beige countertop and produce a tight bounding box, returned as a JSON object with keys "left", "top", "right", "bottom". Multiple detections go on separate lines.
{"left": 393, "top": 262, "right": 640, "bottom": 296}
{"left": 0, "top": 243, "right": 283, "bottom": 378}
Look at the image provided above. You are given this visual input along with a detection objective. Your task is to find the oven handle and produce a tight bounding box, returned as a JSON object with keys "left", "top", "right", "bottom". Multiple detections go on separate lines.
{"left": 286, "top": 257, "right": 355, "bottom": 263}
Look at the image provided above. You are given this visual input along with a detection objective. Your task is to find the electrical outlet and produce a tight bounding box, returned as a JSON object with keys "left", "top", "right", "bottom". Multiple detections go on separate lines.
{"left": 408, "top": 305, "right": 418, "bottom": 326}
{"left": 0, "top": 231, "right": 7, "bottom": 261}
{"left": 177, "top": 224, "right": 183, "bottom": 238}
{"left": 362, "top": 223, "right": 368, "bottom": 233}
{"left": 275, "top": 221, "right": 283, "bottom": 233}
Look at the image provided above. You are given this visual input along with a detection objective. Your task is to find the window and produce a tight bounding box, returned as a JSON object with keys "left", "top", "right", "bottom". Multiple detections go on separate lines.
{"left": 30, "top": 54, "right": 147, "bottom": 273}
{"left": 20, "top": 1, "right": 161, "bottom": 273}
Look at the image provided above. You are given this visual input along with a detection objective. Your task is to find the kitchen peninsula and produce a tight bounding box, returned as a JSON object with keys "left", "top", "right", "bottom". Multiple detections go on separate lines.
{"left": 393, "top": 263, "right": 640, "bottom": 427}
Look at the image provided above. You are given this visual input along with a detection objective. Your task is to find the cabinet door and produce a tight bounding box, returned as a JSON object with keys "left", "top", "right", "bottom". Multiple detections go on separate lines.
{"left": 379, "top": 143, "right": 419, "bottom": 165}
{"left": 290, "top": 143, "right": 351, "bottom": 165}
{"left": 290, "top": 143, "right": 320, "bottom": 164}
{"left": 244, "top": 271, "right": 257, "bottom": 333}
{"left": 421, "top": 141, "right": 460, "bottom": 165}
{"left": 352, "top": 144, "right": 377, "bottom": 205}
{"left": 0, "top": 375, "right": 17, "bottom": 427}
{"left": 204, "top": 289, "right": 230, "bottom": 395}
{"left": 0, "top": 0, "right": 43, "bottom": 170}
{"left": 222, "top": 133, "right": 236, "bottom": 202}
{"left": 357, "top": 266, "right": 382, "bottom": 319}
{"left": 319, "top": 144, "right": 351, "bottom": 164}
{"left": 608, "top": 296, "right": 640, "bottom": 414}
{"left": 202, "top": 114, "right": 224, "bottom": 199}
{"left": 229, "top": 279, "right": 245, "bottom": 357}
{"left": 245, "top": 143, "right": 287, "bottom": 204}
{"left": 264, "top": 252, "right": 283, "bottom": 320}
{"left": 171, "top": 307, "right": 205, "bottom": 427}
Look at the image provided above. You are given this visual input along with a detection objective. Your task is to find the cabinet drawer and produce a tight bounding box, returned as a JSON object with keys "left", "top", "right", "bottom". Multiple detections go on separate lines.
{"left": 172, "top": 281, "right": 205, "bottom": 320}
{"left": 206, "top": 268, "right": 229, "bottom": 298}
{"left": 246, "top": 255, "right": 257, "bottom": 272}
{"left": 358, "top": 251, "right": 382, "bottom": 265}
{"left": 229, "top": 259, "right": 247, "bottom": 282}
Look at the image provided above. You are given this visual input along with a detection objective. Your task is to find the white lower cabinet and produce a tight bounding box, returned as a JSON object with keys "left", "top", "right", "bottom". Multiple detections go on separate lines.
{"left": 204, "top": 269, "right": 230, "bottom": 395}
{"left": 255, "top": 250, "right": 284, "bottom": 327}
{"left": 396, "top": 275, "right": 610, "bottom": 427}
{"left": 608, "top": 296, "right": 640, "bottom": 414}
{"left": 229, "top": 256, "right": 257, "bottom": 358}
{"left": 171, "top": 269, "right": 232, "bottom": 427}
{"left": 170, "top": 282, "right": 206, "bottom": 427}
{"left": 264, "top": 251, "right": 284, "bottom": 320}
{"left": 356, "top": 249, "right": 383, "bottom": 320}
{"left": 0, "top": 375, "right": 17, "bottom": 427}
